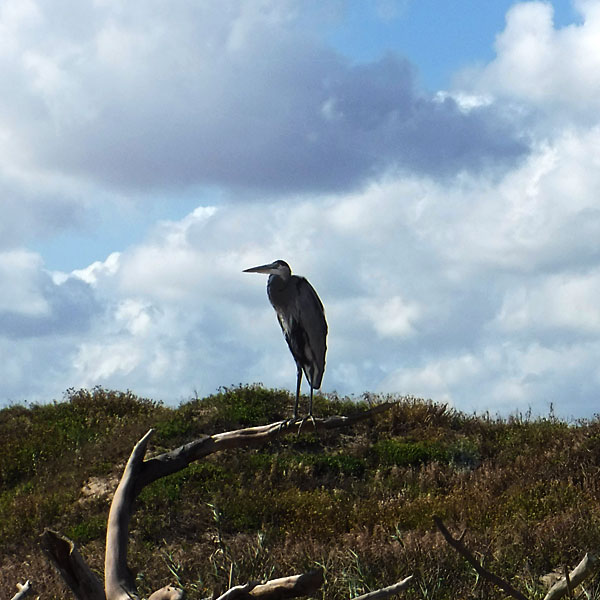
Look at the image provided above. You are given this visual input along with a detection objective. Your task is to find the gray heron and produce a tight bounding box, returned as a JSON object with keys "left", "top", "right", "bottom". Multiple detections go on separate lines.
{"left": 243, "top": 260, "right": 327, "bottom": 420}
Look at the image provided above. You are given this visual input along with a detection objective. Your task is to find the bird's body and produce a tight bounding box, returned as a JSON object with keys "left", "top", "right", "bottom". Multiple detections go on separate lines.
{"left": 244, "top": 260, "right": 327, "bottom": 419}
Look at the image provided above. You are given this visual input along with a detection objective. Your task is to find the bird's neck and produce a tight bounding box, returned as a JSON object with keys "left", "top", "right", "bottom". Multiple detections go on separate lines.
{"left": 269, "top": 272, "right": 289, "bottom": 284}
{"left": 268, "top": 274, "right": 290, "bottom": 293}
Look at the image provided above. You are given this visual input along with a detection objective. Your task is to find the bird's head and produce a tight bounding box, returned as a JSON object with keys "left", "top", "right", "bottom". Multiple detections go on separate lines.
{"left": 243, "top": 259, "right": 291, "bottom": 279}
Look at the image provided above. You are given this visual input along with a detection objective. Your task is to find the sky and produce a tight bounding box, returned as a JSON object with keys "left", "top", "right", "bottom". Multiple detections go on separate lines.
{"left": 2, "top": 0, "right": 600, "bottom": 418}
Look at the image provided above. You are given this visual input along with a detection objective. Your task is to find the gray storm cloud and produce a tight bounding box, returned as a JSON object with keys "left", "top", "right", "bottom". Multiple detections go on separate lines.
{"left": 1, "top": 1, "right": 528, "bottom": 194}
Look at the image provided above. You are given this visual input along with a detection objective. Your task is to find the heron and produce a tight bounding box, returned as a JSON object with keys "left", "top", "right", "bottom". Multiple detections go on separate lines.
{"left": 243, "top": 260, "right": 327, "bottom": 420}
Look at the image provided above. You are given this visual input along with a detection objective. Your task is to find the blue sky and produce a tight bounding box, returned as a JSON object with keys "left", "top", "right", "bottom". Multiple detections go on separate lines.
{"left": 2, "top": 0, "right": 600, "bottom": 418}
{"left": 327, "top": 0, "right": 578, "bottom": 89}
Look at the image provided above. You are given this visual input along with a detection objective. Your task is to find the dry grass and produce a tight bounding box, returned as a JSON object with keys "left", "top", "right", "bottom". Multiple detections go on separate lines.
{"left": 1, "top": 386, "right": 600, "bottom": 599}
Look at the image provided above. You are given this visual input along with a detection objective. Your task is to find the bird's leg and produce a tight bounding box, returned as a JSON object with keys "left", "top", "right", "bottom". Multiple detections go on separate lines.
{"left": 280, "top": 366, "right": 303, "bottom": 432}
{"left": 306, "top": 387, "right": 317, "bottom": 428}
{"left": 298, "top": 386, "right": 317, "bottom": 434}
{"left": 293, "top": 365, "right": 302, "bottom": 420}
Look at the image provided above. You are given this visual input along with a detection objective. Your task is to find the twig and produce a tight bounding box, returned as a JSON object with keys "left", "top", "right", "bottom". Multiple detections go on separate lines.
{"left": 351, "top": 575, "right": 413, "bottom": 599}
{"left": 564, "top": 564, "right": 573, "bottom": 599}
{"left": 433, "top": 516, "right": 529, "bottom": 600}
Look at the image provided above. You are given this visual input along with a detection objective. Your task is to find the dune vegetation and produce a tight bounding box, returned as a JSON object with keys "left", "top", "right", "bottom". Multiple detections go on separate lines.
{"left": 1, "top": 385, "right": 600, "bottom": 599}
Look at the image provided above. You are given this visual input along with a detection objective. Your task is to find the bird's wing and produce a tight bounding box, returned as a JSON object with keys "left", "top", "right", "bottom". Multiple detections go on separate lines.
{"left": 278, "top": 276, "right": 327, "bottom": 389}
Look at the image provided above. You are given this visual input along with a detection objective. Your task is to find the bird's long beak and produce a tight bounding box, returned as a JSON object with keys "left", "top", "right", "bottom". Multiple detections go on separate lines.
{"left": 243, "top": 261, "right": 278, "bottom": 274}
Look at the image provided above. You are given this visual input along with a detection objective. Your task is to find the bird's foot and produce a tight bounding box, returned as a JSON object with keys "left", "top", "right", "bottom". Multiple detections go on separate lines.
{"left": 277, "top": 417, "right": 301, "bottom": 433}
{"left": 297, "top": 414, "right": 316, "bottom": 435}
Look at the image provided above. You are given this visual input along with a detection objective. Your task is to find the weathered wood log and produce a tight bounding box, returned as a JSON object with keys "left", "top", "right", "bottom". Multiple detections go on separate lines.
{"left": 433, "top": 516, "right": 529, "bottom": 600}
{"left": 351, "top": 576, "right": 414, "bottom": 600}
{"left": 543, "top": 554, "right": 598, "bottom": 600}
{"left": 10, "top": 580, "right": 33, "bottom": 600}
{"left": 40, "top": 529, "right": 105, "bottom": 600}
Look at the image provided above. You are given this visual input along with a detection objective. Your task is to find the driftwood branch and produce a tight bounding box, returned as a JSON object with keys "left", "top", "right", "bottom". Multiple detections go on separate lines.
{"left": 103, "top": 404, "right": 395, "bottom": 600}
{"left": 40, "top": 529, "right": 105, "bottom": 600}
{"left": 208, "top": 569, "right": 325, "bottom": 600}
{"left": 433, "top": 516, "right": 529, "bottom": 600}
{"left": 249, "top": 568, "right": 324, "bottom": 598}
{"left": 351, "top": 575, "right": 414, "bottom": 600}
{"left": 105, "top": 429, "right": 153, "bottom": 600}
{"left": 543, "top": 554, "right": 599, "bottom": 600}
{"left": 135, "top": 403, "right": 394, "bottom": 492}
{"left": 10, "top": 580, "right": 33, "bottom": 600}
{"left": 213, "top": 582, "right": 257, "bottom": 600}
{"left": 147, "top": 585, "right": 186, "bottom": 600}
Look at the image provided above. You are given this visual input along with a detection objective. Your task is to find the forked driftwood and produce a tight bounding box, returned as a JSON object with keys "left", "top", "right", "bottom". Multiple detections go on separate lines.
{"left": 44, "top": 404, "right": 408, "bottom": 600}
{"left": 106, "top": 406, "right": 393, "bottom": 599}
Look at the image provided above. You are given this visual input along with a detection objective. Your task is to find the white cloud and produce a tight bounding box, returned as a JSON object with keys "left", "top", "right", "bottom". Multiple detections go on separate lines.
{"left": 380, "top": 352, "right": 483, "bottom": 405}
{"left": 494, "top": 270, "right": 600, "bottom": 335}
{"left": 463, "top": 1, "right": 600, "bottom": 124}
{"left": 362, "top": 295, "right": 421, "bottom": 338}
{"left": 72, "top": 252, "right": 120, "bottom": 286}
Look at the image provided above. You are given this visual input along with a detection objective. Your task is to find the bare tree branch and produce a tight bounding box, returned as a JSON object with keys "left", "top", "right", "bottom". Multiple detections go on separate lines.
{"left": 433, "top": 516, "right": 529, "bottom": 600}
{"left": 351, "top": 575, "right": 414, "bottom": 600}
{"left": 10, "top": 580, "right": 33, "bottom": 600}
{"left": 40, "top": 529, "right": 105, "bottom": 600}
{"left": 543, "top": 554, "right": 599, "bottom": 600}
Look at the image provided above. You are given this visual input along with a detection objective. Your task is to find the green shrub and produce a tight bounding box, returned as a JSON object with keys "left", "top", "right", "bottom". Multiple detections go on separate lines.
{"left": 371, "top": 438, "right": 448, "bottom": 467}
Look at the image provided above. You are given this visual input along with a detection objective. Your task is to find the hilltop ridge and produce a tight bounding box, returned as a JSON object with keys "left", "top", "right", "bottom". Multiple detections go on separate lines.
{"left": 1, "top": 385, "right": 599, "bottom": 599}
